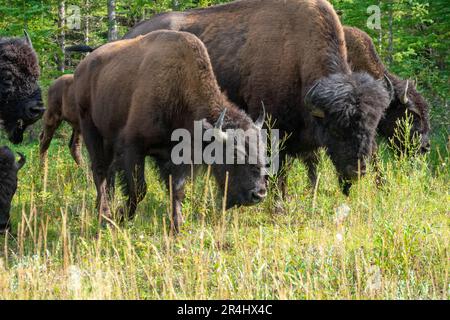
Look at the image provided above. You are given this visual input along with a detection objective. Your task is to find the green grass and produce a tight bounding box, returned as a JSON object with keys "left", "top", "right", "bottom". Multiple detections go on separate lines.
{"left": 0, "top": 125, "right": 448, "bottom": 300}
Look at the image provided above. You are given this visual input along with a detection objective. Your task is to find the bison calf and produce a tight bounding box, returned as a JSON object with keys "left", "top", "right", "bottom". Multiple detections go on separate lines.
{"left": 39, "top": 74, "right": 82, "bottom": 165}
{"left": 0, "top": 146, "right": 25, "bottom": 234}
{"left": 74, "top": 30, "right": 267, "bottom": 232}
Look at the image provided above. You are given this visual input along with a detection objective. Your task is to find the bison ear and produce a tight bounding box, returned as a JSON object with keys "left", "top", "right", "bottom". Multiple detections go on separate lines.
{"left": 23, "top": 30, "right": 33, "bottom": 49}
{"left": 407, "top": 105, "right": 421, "bottom": 117}
{"left": 304, "top": 82, "right": 325, "bottom": 119}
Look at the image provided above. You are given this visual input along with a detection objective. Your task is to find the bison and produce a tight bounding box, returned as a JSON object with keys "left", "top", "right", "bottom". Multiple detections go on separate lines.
{"left": 39, "top": 74, "right": 82, "bottom": 165}
{"left": 344, "top": 27, "right": 431, "bottom": 154}
{"left": 119, "top": 0, "right": 391, "bottom": 196}
{"left": 0, "top": 146, "right": 26, "bottom": 234}
{"left": 74, "top": 30, "right": 267, "bottom": 232}
{"left": 0, "top": 31, "right": 45, "bottom": 144}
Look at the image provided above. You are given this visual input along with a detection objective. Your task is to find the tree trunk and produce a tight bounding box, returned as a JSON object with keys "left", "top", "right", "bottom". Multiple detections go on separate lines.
{"left": 387, "top": 0, "right": 394, "bottom": 65}
{"left": 378, "top": 0, "right": 382, "bottom": 52}
{"left": 84, "top": 0, "right": 90, "bottom": 45}
{"left": 58, "top": 0, "right": 65, "bottom": 72}
{"left": 107, "top": 0, "right": 118, "bottom": 41}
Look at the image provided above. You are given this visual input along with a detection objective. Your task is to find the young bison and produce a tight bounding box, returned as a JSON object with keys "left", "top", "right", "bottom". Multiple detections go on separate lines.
{"left": 0, "top": 31, "right": 45, "bottom": 144}
{"left": 39, "top": 74, "right": 82, "bottom": 165}
{"left": 345, "top": 27, "right": 431, "bottom": 154}
{"left": 0, "top": 146, "right": 26, "bottom": 234}
{"left": 74, "top": 30, "right": 267, "bottom": 232}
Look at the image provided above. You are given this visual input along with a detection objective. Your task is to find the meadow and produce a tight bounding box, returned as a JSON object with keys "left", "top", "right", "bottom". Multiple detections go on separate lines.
{"left": 0, "top": 120, "right": 448, "bottom": 299}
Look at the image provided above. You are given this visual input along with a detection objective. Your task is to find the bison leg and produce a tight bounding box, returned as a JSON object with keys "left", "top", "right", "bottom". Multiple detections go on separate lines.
{"left": 158, "top": 162, "right": 189, "bottom": 234}
{"left": 80, "top": 117, "right": 113, "bottom": 224}
{"left": 302, "top": 153, "right": 319, "bottom": 188}
{"left": 69, "top": 129, "right": 83, "bottom": 166}
{"left": 119, "top": 147, "right": 146, "bottom": 221}
{"left": 39, "top": 119, "right": 62, "bottom": 165}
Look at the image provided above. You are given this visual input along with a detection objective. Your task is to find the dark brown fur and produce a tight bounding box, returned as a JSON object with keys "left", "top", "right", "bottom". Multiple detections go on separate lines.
{"left": 39, "top": 74, "right": 82, "bottom": 165}
{"left": 345, "top": 27, "right": 431, "bottom": 153}
{"left": 0, "top": 35, "right": 45, "bottom": 144}
{"left": 0, "top": 146, "right": 25, "bottom": 234}
{"left": 123, "top": 0, "right": 390, "bottom": 195}
{"left": 74, "top": 30, "right": 267, "bottom": 231}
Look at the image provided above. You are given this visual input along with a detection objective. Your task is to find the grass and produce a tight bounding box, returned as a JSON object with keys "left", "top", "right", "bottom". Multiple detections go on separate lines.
{"left": 0, "top": 123, "right": 449, "bottom": 300}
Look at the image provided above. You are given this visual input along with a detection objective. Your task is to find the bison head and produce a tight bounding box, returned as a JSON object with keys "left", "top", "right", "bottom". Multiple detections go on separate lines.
{"left": 0, "top": 31, "right": 45, "bottom": 144}
{"left": 206, "top": 108, "right": 267, "bottom": 209}
{"left": 305, "top": 72, "right": 390, "bottom": 184}
{"left": 379, "top": 77, "right": 431, "bottom": 154}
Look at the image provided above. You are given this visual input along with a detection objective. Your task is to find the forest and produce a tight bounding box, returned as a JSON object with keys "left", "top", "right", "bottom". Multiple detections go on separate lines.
{"left": 0, "top": 0, "right": 448, "bottom": 300}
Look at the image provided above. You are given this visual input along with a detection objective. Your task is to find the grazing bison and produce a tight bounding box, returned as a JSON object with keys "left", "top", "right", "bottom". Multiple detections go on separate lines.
{"left": 0, "top": 146, "right": 26, "bottom": 234}
{"left": 344, "top": 27, "right": 431, "bottom": 153}
{"left": 120, "top": 0, "right": 390, "bottom": 196}
{"left": 39, "top": 74, "right": 82, "bottom": 165}
{"left": 74, "top": 30, "right": 267, "bottom": 232}
{"left": 0, "top": 31, "right": 45, "bottom": 144}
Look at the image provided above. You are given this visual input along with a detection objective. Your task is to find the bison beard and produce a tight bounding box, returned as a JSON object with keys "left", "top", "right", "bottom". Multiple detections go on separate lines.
{"left": 74, "top": 30, "right": 267, "bottom": 232}
{"left": 0, "top": 147, "right": 26, "bottom": 234}
{"left": 0, "top": 33, "right": 45, "bottom": 144}
{"left": 344, "top": 27, "right": 431, "bottom": 154}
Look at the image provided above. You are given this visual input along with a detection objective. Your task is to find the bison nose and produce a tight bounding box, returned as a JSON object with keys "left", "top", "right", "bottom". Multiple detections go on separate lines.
{"left": 251, "top": 187, "right": 267, "bottom": 204}
{"left": 27, "top": 103, "right": 45, "bottom": 119}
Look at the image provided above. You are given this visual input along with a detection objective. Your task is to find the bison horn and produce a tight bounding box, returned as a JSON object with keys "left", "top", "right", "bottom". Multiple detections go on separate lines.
{"left": 255, "top": 101, "right": 266, "bottom": 128}
{"left": 214, "top": 109, "right": 227, "bottom": 130}
{"left": 213, "top": 109, "right": 228, "bottom": 142}
{"left": 23, "top": 30, "right": 33, "bottom": 49}
{"left": 384, "top": 74, "right": 395, "bottom": 102}
{"left": 401, "top": 80, "right": 410, "bottom": 104}
{"left": 304, "top": 81, "right": 325, "bottom": 119}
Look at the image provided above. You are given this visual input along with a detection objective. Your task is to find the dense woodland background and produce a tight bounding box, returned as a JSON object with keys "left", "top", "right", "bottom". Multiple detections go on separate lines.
{"left": 0, "top": 0, "right": 448, "bottom": 135}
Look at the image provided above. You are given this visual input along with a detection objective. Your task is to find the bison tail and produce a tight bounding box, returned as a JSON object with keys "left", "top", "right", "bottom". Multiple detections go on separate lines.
{"left": 16, "top": 152, "right": 26, "bottom": 170}
{"left": 65, "top": 44, "right": 96, "bottom": 53}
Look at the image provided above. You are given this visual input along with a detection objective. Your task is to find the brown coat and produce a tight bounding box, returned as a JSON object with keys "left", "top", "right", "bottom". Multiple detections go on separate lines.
{"left": 123, "top": 0, "right": 390, "bottom": 188}
{"left": 74, "top": 30, "right": 266, "bottom": 230}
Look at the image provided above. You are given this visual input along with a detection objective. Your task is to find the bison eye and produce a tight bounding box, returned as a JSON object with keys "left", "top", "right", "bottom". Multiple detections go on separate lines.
{"left": 1, "top": 72, "right": 13, "bottom": 85}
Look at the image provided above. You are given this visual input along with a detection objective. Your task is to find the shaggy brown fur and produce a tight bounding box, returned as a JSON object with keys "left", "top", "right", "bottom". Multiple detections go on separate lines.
{"left": 0, "top": 34, "right": 45, "bottom": 144}
{"left": 345, "top": 27, "right": 431, "bottom": 153}
{"left": 74, "top": 30, "right": 267, "bottom": 231}
{"left": 0, "top": 146, "right": 25, "bottom": 234}
{"left": 39, "top": 74, "right": 82, "bottom": 165}
{"left": 122, "top": 0, "right": 390, "bottom": 193}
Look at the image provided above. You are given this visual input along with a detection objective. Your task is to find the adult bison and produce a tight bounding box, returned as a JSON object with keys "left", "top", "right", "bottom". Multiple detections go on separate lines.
{"left": 344, "top": 27, "right": 431, "bottom": 154}
{"left": 0, "top": 31, "right": 45, "bottom": 144}
{"left": 74, "top": 30, "right": 267, "bottom": 232}
{"left": 121, "top": 0, "right": 390, "bottom": 195}
{"left": 39, "top": 74, "right": 82, "bottom": 165}
{"left": 0, "top": 146, "right": 26, "bottom": 234}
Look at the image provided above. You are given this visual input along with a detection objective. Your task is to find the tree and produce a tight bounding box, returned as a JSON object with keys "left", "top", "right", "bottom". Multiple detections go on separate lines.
{"left": 108, "top": 0, "right": 118, "bottom": 41}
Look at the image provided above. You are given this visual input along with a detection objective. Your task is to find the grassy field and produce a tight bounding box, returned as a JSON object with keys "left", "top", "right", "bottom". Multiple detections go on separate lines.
{"left": 0, "top": 122, "right": 448, "bottom": 300}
